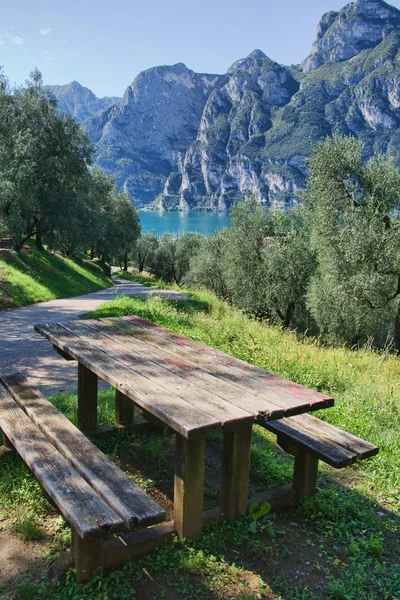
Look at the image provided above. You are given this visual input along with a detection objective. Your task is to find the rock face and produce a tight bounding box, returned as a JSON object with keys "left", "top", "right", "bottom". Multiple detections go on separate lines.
{"left": 49, "top": 0, "right": 400, "bottom": 210}
{"left": 93, "top": 63, "right": 223, "bottom": 205}
{"left": 45, "top": 81, "right": 120, "bottom": 122}
{"left": 303, "top": 0, "right": 400, "bottom": 72}
{"left": 177, "top": 51, "right": 300, "bottom": 210}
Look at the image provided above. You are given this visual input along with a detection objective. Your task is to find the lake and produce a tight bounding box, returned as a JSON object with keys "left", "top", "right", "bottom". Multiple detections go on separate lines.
{"left": 139, "top": 211, "right": 230, "bottom": 237}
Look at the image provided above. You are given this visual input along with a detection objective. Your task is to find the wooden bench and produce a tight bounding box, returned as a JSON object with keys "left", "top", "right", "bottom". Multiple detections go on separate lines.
{"left": 0, "top": 372, "right": 165, "bottom": 583}
{"left": 263, "top": 413, "right": 379, "bottom": 499}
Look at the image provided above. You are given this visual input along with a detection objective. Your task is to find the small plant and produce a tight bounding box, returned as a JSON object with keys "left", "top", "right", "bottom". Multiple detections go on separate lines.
{"left": 248, "top": 499, "right": 272, "bottom": 534}
{"left": 326, "top": 579, "right": 350, "bottom": 599}
{"left": 13, "top": 516, "right": 42, "bottom": 541}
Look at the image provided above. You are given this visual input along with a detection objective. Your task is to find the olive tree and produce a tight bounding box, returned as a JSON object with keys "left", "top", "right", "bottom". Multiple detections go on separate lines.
{"left": 305, "top": 135, "right": 400, "bottom": 349}
{"left": 0, "top": 69, "right": 93, "bottom": 252}
{"left": 224, "top": 199, "right": 315, "bottom": 328}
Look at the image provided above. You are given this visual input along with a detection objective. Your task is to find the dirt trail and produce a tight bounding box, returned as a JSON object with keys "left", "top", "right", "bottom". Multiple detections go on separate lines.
{"left": 0, "top": 278, "right": 187, "bottom": 396}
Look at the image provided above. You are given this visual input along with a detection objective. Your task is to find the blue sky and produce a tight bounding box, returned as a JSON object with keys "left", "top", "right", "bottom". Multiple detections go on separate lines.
{"left": 2, "top": 0, "right": 400, "bottom": 98}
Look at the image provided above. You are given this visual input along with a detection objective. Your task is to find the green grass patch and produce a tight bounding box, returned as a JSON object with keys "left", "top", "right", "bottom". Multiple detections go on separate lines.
{"left": 0, "top": 248, "right": 112, "bottom": 308}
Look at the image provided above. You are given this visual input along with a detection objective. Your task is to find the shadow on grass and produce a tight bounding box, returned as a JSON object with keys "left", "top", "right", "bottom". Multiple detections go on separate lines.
{"left": 1, "top": 390, "right": 399, "bottom": 600}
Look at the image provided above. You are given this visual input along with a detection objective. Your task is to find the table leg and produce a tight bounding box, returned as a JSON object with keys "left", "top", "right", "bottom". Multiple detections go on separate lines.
{"left": 220, "top": 423, "right": 252, "bottom": 520}
{"left": 115, "top": 389, "right": 134, "bottom": 425}
{"left": 78, "top": 364, "right": 98, "bottom": 431}
{"left": 174, "top": 433, "right": 205, "bottom": 539}
{"left": 71, "top": 530, "right": 103, "bottom": 583}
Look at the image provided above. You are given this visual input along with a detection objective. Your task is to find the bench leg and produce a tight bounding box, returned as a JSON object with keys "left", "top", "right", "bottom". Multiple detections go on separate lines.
{"left": 115, "top": 389, "right": 134, "bottom": 425}
{"left": 293, "top": 451, "right": 319, "bottom": 500}
{"left": 78, "top": 364, "right": 98, "bottom": 431}
{"left": 220, "top": 423, "right": 252, "bottom": 520}
{"left": 71, "top": 530, "right": 104, "bottom": 583}
{"left": 174, "top": 433, "right": 205, "bottom": 539}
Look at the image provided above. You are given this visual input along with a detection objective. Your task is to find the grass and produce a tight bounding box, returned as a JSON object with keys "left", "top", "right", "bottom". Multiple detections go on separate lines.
{"left": 0, "top": 244, "right": 112, "bottom": 308}
{"left": 1, "top": 288, "right": 399, "bottom": 599}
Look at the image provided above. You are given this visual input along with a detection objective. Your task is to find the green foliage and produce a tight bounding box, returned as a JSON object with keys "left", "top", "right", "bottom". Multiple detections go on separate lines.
{"left": 133, "top": 231, "right": 159, "bottom": 272}
{"left": 184, "top": 229, "right": 231, "bottom": 298}
{"left": 0, "top": 68, "right": 92, "bottom": 252}
{"left": 304, "top": 134, "right": 400, "bottom": 349}
{"left": 185, "top": 199, "right": 315, "bottom": 329}
{"left": 0, "top": 68, "right": 141, "bottom": 264}
{"left": 150, "top": 232, "right": 202, "bottom": 286}
{"left": 0, "top": 247, "right": 111, "bottom": 308}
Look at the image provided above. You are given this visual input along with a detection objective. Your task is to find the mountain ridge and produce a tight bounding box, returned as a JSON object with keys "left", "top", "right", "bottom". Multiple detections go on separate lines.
{"left": 47, "top": 0, "right": 400, "bottom": 210}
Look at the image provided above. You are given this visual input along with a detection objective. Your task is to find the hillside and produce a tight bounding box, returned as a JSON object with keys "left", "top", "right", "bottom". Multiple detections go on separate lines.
{"left": 48, "top": 0, "right": 400, "bottom": 210}
{"left": 0, "top": 246, "right": 112, "bottom": 308}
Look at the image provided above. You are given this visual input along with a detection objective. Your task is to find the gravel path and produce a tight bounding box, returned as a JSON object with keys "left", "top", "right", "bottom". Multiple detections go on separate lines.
{"left": 0, "top": 278, "right": 187, "bottom": 396}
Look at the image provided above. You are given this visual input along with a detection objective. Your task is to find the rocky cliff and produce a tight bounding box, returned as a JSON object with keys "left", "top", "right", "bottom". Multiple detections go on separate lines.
{"left": 45, "top": 81, "right": 120, "bottom": 122}
{"left": 49, "top": 0, "right": 400, "bottom": 210}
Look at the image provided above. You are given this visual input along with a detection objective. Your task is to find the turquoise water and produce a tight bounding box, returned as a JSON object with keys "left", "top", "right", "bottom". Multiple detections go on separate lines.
{"left": 139, "top": 211, "right": 230, "bottom": 236}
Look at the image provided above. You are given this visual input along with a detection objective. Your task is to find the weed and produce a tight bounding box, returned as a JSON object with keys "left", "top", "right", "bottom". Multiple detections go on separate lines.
{"left": 13, "top": 516, "right": 42, "bottom": 541}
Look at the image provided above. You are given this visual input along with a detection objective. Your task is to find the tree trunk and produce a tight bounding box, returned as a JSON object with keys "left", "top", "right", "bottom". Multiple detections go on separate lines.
{"left": 283, "top": 301, "right": 296, "bottom": 329}
{"left": 123, "top": 252, "right": 128, "bottom": 272}
{"left": 35, "top": 231, "right": 44, "bottom": 251}
{"left": 90, "top": 245, "right": 95, "bottom": 260}
{"left": 13, "top": 240, "right": 25, "bottom": 253}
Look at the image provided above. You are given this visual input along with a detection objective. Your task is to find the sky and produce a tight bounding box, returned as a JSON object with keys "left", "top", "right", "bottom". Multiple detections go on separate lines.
{"left": 2, "top": 0, "right": 400, "bottom": 98}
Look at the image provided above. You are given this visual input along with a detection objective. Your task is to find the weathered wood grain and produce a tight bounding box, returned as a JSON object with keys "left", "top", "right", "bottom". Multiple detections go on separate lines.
{"left": 86, "top": 318, "right": 284, "bottom": 421}
{"left": 64, "top": 320, "right": 254, "bottom": 429}
{"left": 114, "top": 316, "right": 334, "bottom": 414}
{"left": 78, "top": 364, "right": 98, "bottom": 431}
{"left": 34, "top": 322, "right": 220, "bottom": 438}
{"left": 1, "top": 373, "right": 165, "bottom": 529}
{"left": 71, "top": 530, "right": 103, "bottom": 583}
{"left": 292, "top": 451, "right": 319, "bottom": 499}
{"left": 220, "top": 423, "right": 252, "bottom": 520}
{"left": 115, "top": 389, "right": 134, "bottom": 426}
{"left": 174, "top": 433, "right": 205, "bottom": 539}
{"left": 291, "top": 414, "right": 379, "bottom": 459}
{"left": 0, "top": 383, "right": 122, "bottom": 539}
{"left": 265, "top": 418, "right": 360, "bottom": 468}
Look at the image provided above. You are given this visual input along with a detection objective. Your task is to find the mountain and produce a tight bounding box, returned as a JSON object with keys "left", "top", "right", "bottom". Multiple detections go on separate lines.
{"left": 92, "top": 63, "right": 224, "bottom": 205}
{"left": 45, "top": 81, "right": 120, "bottom": 122}
{"left": 49, "top": 0, "right": 400, "bottom": 210}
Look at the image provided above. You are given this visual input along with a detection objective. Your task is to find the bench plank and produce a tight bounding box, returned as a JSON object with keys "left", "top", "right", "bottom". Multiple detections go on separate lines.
{"left": 291, "top": 414, "right": 379, "bottom": 460}
{"left": 1, "top": 373, "right": 165, "bottom": 529}
{"left": 115, "top": 316, "right": 334, "bottom": 415}
{"left": 264, "top": 418, "right": 362, "bottom": 468}
{"left": 0, "top": 384, "right": 122, "bottom": 539}
{"left": 34, "top": 323, "right": 220, "bottom": 438}
{"left": 63, "top": 320, "right": 254, "bottom": 429}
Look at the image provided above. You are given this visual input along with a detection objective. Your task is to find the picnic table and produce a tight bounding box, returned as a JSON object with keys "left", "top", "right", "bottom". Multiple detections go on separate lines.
{"left": 35, "top": 315, "right": 334, "bottom": 540}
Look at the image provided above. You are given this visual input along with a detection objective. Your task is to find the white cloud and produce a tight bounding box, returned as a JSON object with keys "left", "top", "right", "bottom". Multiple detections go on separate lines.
{"left": 9, "top": 35, "right": 23, "bottom": 44}
{"left": 0, "top": 40, "right": 5, "bottom": 46}
{"left": 39, "top": 28, "right": 52, "bottom": 36}
{"left": 44, "top": 51, "right": 55, "bottom": 61}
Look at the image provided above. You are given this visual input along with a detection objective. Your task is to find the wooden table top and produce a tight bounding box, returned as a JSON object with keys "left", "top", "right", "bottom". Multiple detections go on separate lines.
{"left": 35, "top": 316, "right": 334, "bottom": 439}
